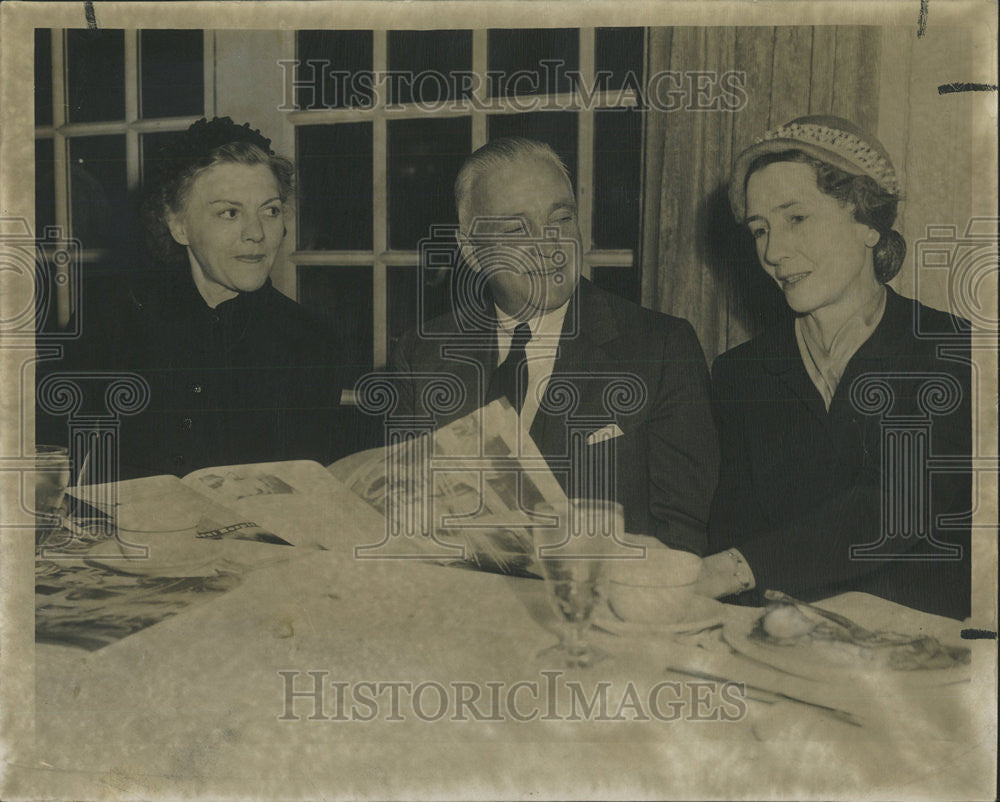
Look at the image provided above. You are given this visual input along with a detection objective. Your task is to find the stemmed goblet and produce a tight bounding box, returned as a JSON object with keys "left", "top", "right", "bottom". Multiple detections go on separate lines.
{"left": 533, "top": 498, "right": 622, "bottom": 668}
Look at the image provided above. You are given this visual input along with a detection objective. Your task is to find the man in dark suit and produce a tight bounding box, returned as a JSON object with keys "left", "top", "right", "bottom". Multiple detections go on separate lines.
{"left": 387, "top": 137, "right": 718, "bottom": 554}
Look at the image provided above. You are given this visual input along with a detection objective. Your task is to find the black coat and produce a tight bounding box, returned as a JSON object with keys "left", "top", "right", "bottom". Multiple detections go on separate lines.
{"left": 38, "top": 269, "right": 371, "bottom": 479}
{"left": 709, "top": 287, "right": 971, "bottom": 619}
{"left": 387, "top": 278, "right": 720, "bottom": 555}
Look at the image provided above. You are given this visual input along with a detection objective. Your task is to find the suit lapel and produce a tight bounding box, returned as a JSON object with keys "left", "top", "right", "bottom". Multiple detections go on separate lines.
{"left": 832, "top": 287, "right": 908, "bottom": 400}
{"left": 761, "top": 316, "right": 831, "bottom": 430}
{"left": 828, "top": 286, "right": 908, "bottom": 426}
{"left": 440, "top": 344, "right": 496, "bottom": 420}
{"left": 764, "top": 287, "right": 906, "bottom": 441}
{"left": 441, "top": 312, "right": 498, "bottom": 422}
{"left": 530, "top": 280, "right": 621, "bottom": 457}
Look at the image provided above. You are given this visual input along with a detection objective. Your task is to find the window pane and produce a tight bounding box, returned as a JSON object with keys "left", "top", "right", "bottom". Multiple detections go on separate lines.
{"left": 388, "top": 264, "right": 453, "bottom": 350}
{"left": 297, "top": 123, "right": 373, "bottom": 250}
{"left": 35, "top": 138, "right": 56, "bottom": 233}
{"left": 35, "top": 29, "right": 52, "bottom": 126}
{"left": 487, "top": 112, "right": 578, "bottom": 185}
{"left": 487, "top": 29, "right": 578, "bottom": 97}
{"left": 388, "top": 117, "right": 470, "bottom": 250}
{"left": 296, "top": 30, "right": 374, "bottom": 110}
{"left": 297, "top": 266, "right": 373, "bottom": 372}
{"left": 595, "top": 28, "right": 644, "bottom": 92}
{"left": 388, "top": 30, "right": 473, "bottom": 105}
{"left": 67, "top": 29, "right": 125, "bottom": 123}
{"left": 140, "top": 130, "right": 185, "bottom": 187}
{"left": 69, "top": 135, "right": 128, "bottom": 250}
{"left": 591, "top": 265, "right": 640, "bottom": 305}
{"left": 593, "top": 110, "right": 642, "bottom": 250}
{"left": 140, "top": 30, "right": 204, "bottom": 118}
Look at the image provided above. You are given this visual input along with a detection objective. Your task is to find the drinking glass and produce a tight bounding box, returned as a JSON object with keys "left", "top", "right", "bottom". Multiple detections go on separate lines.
{"left": 33, "top": 445, "right": 83, "bottom": 554}
{"left": 33, "top": 444, "right": 70, "bottom": 519}
{"left": 534, "top": 498, "right": 621, "bottom": 668}
{"left": 33, "top": 445, "right": 110, "bottom": 556}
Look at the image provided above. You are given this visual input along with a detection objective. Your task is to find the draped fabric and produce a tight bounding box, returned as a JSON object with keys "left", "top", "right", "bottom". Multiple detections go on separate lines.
{"left": 640, "top": 27, "right": 882, "bottom": 362}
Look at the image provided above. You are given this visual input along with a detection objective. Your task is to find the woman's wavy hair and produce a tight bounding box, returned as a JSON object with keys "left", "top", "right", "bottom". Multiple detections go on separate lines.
{"left": 141, "top": 118, "right": 294, "bottom": 267}
{"left": 745, "top": 149, "right": 906, "bottom": 283}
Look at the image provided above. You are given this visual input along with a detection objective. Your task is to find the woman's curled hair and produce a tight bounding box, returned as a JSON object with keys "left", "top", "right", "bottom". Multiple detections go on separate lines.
{"left": 141, "top": 117, "right": 294, "bottom": 267}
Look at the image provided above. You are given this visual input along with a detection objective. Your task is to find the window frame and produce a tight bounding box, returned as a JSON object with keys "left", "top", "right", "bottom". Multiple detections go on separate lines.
{"left": 34, "top": 28, "right": 215, "bottom": 327}
{"left": 285, "top": 28, "right": 643, "bottom": 368}
{"left": 35, "top": 27, "right": 644, "bottom": 367}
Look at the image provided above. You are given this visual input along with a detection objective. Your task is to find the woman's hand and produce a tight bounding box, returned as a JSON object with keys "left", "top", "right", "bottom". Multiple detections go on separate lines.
{"left": 695, "top": 549, "right": 755, "bottom": 599}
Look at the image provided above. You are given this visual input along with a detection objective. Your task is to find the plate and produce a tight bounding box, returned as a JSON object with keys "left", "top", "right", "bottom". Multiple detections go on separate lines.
{"left": 84, "top": 556, "right": 222, "bottom": 578}
{"left": 721, "top": 613, "right": 971, "bottom": 688}
{"left": 79, "top": 527, "right": 233, "bottom": 577}
{"left": 593, "top": 595, "right": 726, "bottom": 636}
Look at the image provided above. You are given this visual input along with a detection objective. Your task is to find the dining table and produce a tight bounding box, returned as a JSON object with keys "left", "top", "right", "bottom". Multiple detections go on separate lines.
{"left": 12, "top": 514, "right": 996, "bottom": 801}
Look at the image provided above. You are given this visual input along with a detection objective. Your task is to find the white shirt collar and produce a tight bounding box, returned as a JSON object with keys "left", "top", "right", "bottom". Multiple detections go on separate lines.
{"left": 492, "top": 301, "right": 571, "bottom": 428}
{"left": 494, "top": 301, "right": 570, "bottom": 343}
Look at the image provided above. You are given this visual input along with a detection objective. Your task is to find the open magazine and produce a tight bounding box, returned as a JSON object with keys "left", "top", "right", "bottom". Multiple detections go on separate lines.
{"left": 329, "top": 398, "right": 567, "bottom": 573}
{"left": 36, "top": 400, "right": 565, "bottom": 650}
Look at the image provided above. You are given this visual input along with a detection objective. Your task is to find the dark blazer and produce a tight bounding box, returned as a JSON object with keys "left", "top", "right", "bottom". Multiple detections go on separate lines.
{"left": 709, "top": 287, "right": 971, "bottom": 619}
{"left": 37, "top": 268, "right": 370, "bottom": 479}
{"left": 387, "top": 278, "right": 720, "bottom": 555}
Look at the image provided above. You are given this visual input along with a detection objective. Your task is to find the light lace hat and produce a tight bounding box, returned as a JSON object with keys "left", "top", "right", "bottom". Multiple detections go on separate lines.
{"left": 728, "top": 115, "right": 900, "bottom": 223}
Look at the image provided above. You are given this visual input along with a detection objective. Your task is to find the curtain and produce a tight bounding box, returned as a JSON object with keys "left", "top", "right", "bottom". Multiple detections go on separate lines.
{"left": 640, "top": 27, "right": 882, "bottom": 363}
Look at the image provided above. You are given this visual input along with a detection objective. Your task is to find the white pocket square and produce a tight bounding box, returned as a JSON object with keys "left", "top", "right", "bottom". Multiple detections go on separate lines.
{"left": 586, "top": 424, "right": 624, "bottom": 446}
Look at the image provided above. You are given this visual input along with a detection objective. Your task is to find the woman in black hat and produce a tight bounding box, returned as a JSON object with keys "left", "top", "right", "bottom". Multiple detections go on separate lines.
{"left": 47, "top": 117, "right": 367, "bottom": 478}
{"left": 698, "top": 116, "right": 971, "bottom": 619}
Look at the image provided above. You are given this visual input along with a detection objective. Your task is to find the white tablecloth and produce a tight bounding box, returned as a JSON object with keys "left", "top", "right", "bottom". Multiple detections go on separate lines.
{"left": 12, "top": 536, "right": 996, "bottom": 800}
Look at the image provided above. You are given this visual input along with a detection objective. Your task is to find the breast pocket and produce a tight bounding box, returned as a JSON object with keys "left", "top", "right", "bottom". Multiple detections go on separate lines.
{"left": 563, "top": 421, "right": 634, "bottom": 502}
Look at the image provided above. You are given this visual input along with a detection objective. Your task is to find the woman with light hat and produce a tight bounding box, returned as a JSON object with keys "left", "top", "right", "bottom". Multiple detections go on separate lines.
{"left": 697, "top": 116, "right": 971, "bottom": 619}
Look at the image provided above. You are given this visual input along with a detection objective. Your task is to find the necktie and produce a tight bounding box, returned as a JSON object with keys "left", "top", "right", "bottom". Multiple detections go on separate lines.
{"left": 488, "top": 323, "right": 532, "bottom": 414}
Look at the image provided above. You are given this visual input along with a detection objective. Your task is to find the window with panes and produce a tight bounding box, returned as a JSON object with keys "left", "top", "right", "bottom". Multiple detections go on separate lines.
{"left": 35, "top": 27, "right": 644, "bottom": 369}
{"left": 289, "top": 28, "right": 644, "bottom": 369}
{"left": 34, "top": 28, "right": 211, "bottom": 330}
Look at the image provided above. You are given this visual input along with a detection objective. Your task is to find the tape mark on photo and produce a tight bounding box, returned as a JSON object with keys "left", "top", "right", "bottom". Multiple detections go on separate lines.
{"left": 937, "top": 83, "right": 999, "bottom": 95}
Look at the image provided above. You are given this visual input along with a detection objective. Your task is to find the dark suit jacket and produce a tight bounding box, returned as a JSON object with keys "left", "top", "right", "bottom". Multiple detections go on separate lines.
{"left": 709, "top": 287, "right": 971, "bottom": 619}
{"left": 387, "top": 278, "right": 720, "bottom": 555}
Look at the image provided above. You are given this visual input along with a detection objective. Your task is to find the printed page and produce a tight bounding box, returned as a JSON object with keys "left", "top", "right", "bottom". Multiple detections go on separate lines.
{"left": 63, "top": 473, "right": 297, "bottom": 562}
{"left": 183, "top": 460, "right": 387, "bottom": 552}
{"left": 329, "top": 400, "right": 567, "bottom": 573}
{"left": 36, "top": 475, "right": 296, "bottom": 651}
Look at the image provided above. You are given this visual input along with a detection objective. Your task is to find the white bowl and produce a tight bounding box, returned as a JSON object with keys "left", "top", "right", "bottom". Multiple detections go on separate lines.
{"left": 607, "top": 537, "right": 701, "bottom": 583}
{"left": 607, "top": 580, "right": 697, "bottom": 624}
{"left": 605, "top": 537, "right": 702, "bottom": 624}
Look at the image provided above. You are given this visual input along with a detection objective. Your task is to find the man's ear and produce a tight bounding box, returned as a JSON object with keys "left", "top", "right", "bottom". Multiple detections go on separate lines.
{"left": 456, "top": 231, "right": 480, "bottom": 273}
{"left": 166, "top": 210, "right": 190, "bottom": 247}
